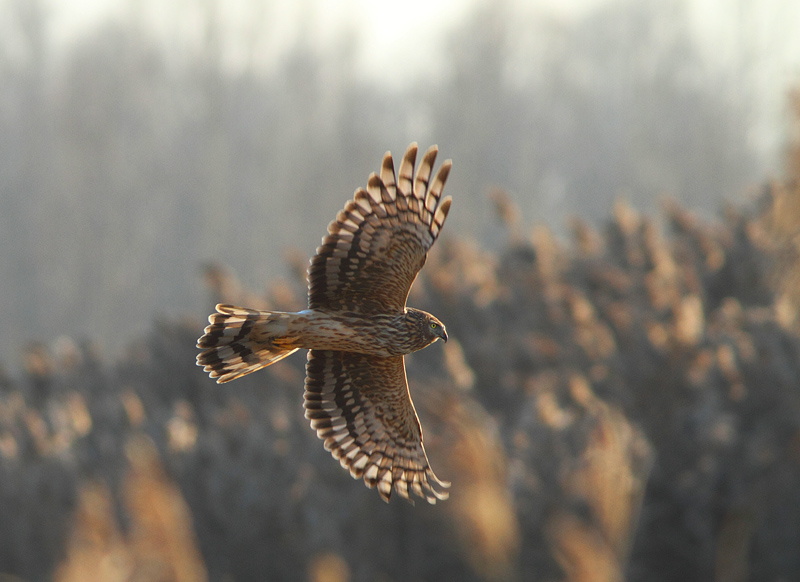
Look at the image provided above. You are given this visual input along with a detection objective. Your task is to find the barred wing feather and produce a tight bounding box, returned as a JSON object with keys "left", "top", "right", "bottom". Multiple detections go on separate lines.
{"left": 304, "top": 349, "right": 450, "bottom": 504}
{"left": 307, "top": 143, "right": 452, "bottom": 314}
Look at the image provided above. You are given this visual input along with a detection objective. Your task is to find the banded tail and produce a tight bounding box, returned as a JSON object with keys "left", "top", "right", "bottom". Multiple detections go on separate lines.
{"left": 196, "top": 304, "right": 301, "bottom": 383}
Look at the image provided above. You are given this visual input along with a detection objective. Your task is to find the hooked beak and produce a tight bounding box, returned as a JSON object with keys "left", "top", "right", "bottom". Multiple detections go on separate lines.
{"left": 440, "top": 327, "right": 448, "bottom": 343}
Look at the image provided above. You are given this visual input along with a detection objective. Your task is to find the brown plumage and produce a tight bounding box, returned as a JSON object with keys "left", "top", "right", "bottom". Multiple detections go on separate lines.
{"left": 197, "top": 143, "right": 452, "bottom": 503}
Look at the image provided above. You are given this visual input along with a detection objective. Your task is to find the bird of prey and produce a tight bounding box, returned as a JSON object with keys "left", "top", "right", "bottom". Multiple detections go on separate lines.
{"left": 197, "top": 143, "right": 452, "bottom": 504}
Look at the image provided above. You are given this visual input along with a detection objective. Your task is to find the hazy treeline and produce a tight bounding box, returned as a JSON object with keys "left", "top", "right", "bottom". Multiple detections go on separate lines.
{"left": 0, "top": 0, "right": 768, "bottom": 369}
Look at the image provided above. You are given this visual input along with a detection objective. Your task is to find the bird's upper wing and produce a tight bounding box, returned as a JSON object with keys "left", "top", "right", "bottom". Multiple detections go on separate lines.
{"left": 308, "top": 143, "right": 452, "bottom": 314}
{"left": 304, "top": 349, "right": 450, "bottom": 504}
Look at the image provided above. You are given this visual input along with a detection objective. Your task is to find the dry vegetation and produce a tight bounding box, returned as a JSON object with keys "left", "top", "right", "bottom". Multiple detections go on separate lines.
{"left": 1, "top": 185, "right": 799, "bottom": 582}
{"left": 2, "top": 98, "right": 800, "bottom": 581}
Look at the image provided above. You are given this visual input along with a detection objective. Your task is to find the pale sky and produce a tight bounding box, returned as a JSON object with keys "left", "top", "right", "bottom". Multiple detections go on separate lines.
{"left": 15, "top": 0, "right": 800, "bottom": 157}
{"left": 36, "top": 0, "right": 800, "bottom": 89}
{"left": 40, "top": 0, "right": 609, "bottom": 81}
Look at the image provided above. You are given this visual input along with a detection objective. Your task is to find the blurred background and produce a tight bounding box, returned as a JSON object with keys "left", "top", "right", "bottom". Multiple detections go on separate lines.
{"left": 1, "top": 0, "right": 800, "bottom": 580}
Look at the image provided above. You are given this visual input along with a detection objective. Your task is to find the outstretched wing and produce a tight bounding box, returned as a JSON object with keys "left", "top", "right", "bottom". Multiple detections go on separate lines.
{"left": 304, "top": 350, "right": 450, "bottom": 504}
{"left": 308, "top": 143, "right": 452, "bottom": 315}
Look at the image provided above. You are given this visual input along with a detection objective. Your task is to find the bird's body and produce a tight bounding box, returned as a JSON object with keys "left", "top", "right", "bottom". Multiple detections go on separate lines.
{"left": 197, "top": 143, "right": 453, "bottom": 504}
{"left": 199, "top": 306, "right": 446, "bottom": 367}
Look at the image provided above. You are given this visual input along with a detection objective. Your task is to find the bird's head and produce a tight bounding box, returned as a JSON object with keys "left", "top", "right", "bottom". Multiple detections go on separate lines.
{"left": 427, "top": 314, "right": 448, "bottom": 344}
{"left": 406, "top": 308, "right": 448, "bottom": 348}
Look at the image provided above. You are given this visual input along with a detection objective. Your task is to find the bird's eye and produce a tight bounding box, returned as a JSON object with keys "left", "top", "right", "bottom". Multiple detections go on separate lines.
{"left": 430, "top": 322, "right": 438, "bottom": 329}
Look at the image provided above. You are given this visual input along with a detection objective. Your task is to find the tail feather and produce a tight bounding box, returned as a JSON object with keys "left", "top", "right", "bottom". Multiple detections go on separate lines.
{"left": 196, "top": 304, "right": 300, "bottom": 383}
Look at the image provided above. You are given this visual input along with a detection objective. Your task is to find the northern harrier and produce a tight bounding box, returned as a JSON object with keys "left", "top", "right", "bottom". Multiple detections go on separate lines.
{"left": 197, "top": 144, "right": 452, "bottom": 504}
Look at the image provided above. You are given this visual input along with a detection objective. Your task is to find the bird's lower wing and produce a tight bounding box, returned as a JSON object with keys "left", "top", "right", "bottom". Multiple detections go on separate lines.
{"left": 303, "top": 350, "right": 449, "bottom": 504}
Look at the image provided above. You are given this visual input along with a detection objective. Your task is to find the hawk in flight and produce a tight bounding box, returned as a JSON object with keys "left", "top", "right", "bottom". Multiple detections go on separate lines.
{"left": 197, "top": 144, "right": 452, "bottom": 504}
